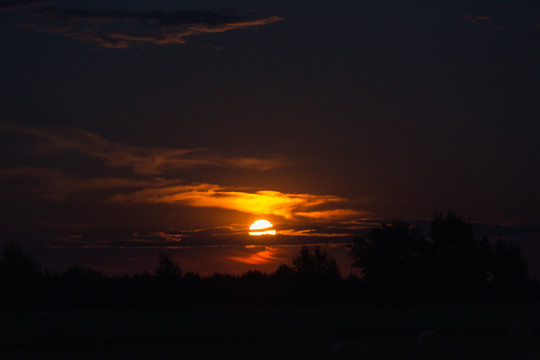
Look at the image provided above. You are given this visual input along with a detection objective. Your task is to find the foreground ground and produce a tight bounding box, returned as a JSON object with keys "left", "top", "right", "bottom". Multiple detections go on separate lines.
{"left": 2, "top": 303, "right": 540, "bottom": 359}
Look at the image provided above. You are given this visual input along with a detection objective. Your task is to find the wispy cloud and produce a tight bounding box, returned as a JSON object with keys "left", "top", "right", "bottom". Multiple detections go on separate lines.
{"left": 1, "top": 125, "right": 285, "bottom": 174}
{"left": 228, "top": 246, "right": 284, "bottom": 265}
{"left": 52, "top": 234, "right": 185, "bottom": 249}
{"left": 485, "top": 26, "right": 510, "bottom": 32}
{"left": 129, "top": 219, "right": 378, "bottom": 242}
{"left": 0, "top": 166, "right": 174, "bottom": 200}
{"left": 295, "top": 209, "right": 366, "bottom": 219}
{"left": 461, "top": 14, "right": 490, "bottom": 24}
{"left": 23, "top": 6, "right": 283, "bottom": 48}
{"left": 113, "top": 184, "right": 361, "bottom": 220}
{"left": 0, "top": 0, "right": 42, "bottom": 12}
{"left": 0, "top": 165, "right": 364, "bottom": 221}
{"left": 278, "top": 229, "right": 352, "bottom": 237}
{"left": 1, "top": 125, "right": 362, "bottom": 222}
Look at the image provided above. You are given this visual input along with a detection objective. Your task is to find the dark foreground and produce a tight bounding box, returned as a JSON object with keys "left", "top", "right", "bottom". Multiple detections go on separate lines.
{"left": 2, "top": 303, "right": 540, "bottom": 360}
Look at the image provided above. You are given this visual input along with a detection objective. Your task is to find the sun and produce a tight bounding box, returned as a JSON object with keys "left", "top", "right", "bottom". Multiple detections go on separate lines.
{"left": 249, "top": 219, "right": 276, "bottom": 236}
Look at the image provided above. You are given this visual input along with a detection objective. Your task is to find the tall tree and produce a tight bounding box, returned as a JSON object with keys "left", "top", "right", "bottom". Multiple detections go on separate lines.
{"left": 155, "top": 252, "right": 182, "bottom": 280}
{"left": 0, "top": 240, "right": 42, "bottom": 309}
{"left": 290, "top": 246, "right": 341, "bottom": 304}
{"left": 292, "top": 246, "right": 340, "bottom": 279}
{"left": 430, "top": 212, "right": 490, "bottom": 300}
{"left": 350, "top": 221, "right": 435, "bottom": 303}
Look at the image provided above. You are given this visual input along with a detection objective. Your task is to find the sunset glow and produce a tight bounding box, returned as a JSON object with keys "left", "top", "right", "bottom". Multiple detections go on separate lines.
{"left": 228, "top": 246, "right": 282, "bottom": 264}
{"left": 249, "top": 219, "right": 276, "bottom": 236}
{"left": 1, "top": 0, "right": 538, "bottom": 284}
{"left": 111, "top": 184, "right": 355, "bottom": 220}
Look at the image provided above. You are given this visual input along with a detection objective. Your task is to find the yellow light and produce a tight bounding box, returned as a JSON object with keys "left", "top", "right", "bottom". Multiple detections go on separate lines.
{"left": 249, "top": 220, "right": 273, "bottom": 230}
{"left": 249, "top": 230, "right": 277, "bottom": 236}
{"left": 249, "top": 219, "right": 276, "bottom": 236}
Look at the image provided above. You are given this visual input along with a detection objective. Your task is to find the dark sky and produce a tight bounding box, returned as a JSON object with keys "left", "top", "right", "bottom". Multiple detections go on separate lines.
{"left": 0, "top": 0, "right": 539, "bottom": 274}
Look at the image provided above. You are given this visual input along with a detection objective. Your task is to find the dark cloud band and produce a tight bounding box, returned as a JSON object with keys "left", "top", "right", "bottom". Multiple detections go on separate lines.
{"left": 0, "top": 0, "right": 42, "bottom": 12}
{"left": 24, "top": 6, "right": 283, "bottom": 48}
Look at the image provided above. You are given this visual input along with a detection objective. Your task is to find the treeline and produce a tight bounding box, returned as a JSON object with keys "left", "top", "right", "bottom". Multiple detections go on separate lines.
{"left": 0, "top": 212, "right": 538, "bottom": 310}
{"left": 0, "top": 245, "right": 346, "bottom": 309}
{"left": 351, "top": 212, "right": 537, "bottom": 304}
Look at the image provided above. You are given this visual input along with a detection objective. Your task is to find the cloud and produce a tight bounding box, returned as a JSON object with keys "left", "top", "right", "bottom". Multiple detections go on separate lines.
{"left": 295, "top": 209, "right": 366, "bottom": 219}
{"left": 132, "top": 231, "right": 183, "bottom": 243}
{"left": 24, "top": 6, "right": 283, "bottom": 48}
{"left": 1, "top": 125, "right": 363, "bottom": 222}
{"left": 0, "top": 166, "right": 174, "bottom": 200}
{"left": 278, "top": 229, "right": 352, "bottom": 237}
{"left": 276, "top": 218, "right": 380, "bottom": 238}
{"left": 130, "top": 219, "right": 377, "bottom": 243}
{"left": 52, "top": 233, "right": 185, "bottom": 249}
{"left": 0, "top": 165, "right": 364, "bottom": 222}
{"left": 113, "top": 184, "right": 361, "bottom": 220}
{"left": 485, "top": 26, "right": 510, "bottom": 32}
{"left": 0, "top": 0, "right": 42, "bottom": 12}
{"left": 228, "top": 246, "right": 284, "bottom": 265}
{"left": 461, "top": 14, "right": 490, "bottom": 24}
{"left": 1, "top": 125, "right": 285, "bottom": 174}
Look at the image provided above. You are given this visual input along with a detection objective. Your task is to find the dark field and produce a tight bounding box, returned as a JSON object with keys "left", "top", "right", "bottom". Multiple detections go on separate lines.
{"left": 3, "top": 303, "right": 540, "bottom": 360}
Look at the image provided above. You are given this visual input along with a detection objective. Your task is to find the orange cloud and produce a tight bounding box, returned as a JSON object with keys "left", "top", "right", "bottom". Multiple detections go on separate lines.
{"left": 0, "top": 166, "right": 365, "bottom": 221}
{"left": 0, "top": 124, "right": 365, "bottom": 221}
{"left": 113, "top": 184, "right": 354, "bottom": 219}
{"left": 229, "top": 246, "right": 283, "bottom": 265}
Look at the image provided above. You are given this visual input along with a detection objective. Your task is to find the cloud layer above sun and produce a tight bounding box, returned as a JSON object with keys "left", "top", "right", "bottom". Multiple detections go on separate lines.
{"left": 114, "top": 185, "right": 364, "bottom": 220}
{"left": 2, "top": 125, "right": 285, "bottom": 174}
{"left": 0, "top": 125, "right": 365, "bottom": 223}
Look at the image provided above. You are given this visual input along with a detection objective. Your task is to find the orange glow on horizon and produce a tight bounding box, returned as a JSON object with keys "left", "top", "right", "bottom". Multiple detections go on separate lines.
{"left": 229, "top": 247, "right": 281, "bottom": 264}
{"left": 249, "top": 219, "right": 276, "bottom": 236}
{"left": 249, "top": 230, "right": 277, "bottom": 235}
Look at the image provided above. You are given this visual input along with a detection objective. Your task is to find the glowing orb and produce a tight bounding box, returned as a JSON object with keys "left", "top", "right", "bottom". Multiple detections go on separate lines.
{"left": 249, "top": 219, "right": 276, "bottom": 236}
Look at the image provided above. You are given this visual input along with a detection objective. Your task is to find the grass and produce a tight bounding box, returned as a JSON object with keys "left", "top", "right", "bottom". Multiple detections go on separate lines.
{"left": 2, "top": 302, "right": 540, "bottom": 359}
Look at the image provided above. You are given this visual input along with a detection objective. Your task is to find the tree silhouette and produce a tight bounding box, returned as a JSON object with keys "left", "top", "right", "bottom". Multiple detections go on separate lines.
{"left": 292, "top": 246, "right": 340, "bottom": 279}
{"left": 0, "top": 240, "right": 40, "bottom": 278}
{"left": 0, "top": 240, "right": 42, "bottom": 309}
{"left": 492, "top": 239, "right": 528, "bottom": 283}
{"left": 350, "top": 221, "right": 435, "bottom": 303}
{"left": 155, "top": 252, "right": 182, "bottom": 280}
{"left": 430, "top": 212, "right": 490, "bottom": 300}
{"left": 0, "top": 216, "right": 536, "bottom": 311}
{"left": 489, "top": 238, "right": 531, "bottom": 300}
{"left": 154, "top": 253, "right": 183, "bottom": 306}
{"left": 349, "top": 213, "right": 533, "bottom": 303}
{"left": 290, "top": 246, "right": 341, "bottom": 305}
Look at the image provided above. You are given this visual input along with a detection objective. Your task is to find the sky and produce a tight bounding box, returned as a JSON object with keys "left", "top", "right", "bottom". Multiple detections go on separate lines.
{"left": 0, "top": 0, "right": 539, "bottom": 275}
